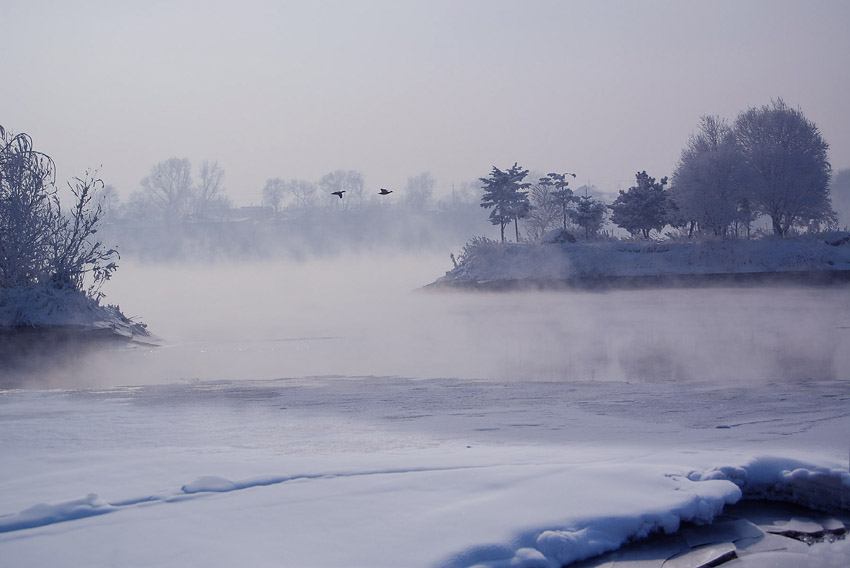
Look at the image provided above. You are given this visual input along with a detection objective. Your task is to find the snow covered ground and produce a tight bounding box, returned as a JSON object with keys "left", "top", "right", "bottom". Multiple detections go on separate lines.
{"left": 1, "top": 254, "right": 849, "bottom": 567}
{"left": 435, "top": 235, "right": 850, "bottom": 287}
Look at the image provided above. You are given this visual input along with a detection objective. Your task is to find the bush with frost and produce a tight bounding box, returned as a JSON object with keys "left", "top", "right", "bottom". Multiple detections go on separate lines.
{"left": 0, "top": 125, "right": 138, "bottom": 330}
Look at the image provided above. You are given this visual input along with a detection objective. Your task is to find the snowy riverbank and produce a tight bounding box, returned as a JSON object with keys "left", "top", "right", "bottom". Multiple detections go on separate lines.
{"left": 430, "top": 234, "right": 850, "bottom": 290}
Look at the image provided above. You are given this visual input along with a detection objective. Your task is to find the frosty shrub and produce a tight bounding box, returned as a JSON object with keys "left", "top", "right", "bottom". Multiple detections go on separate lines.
{"left": 0, "top": 125, "right": 118, "bottom": 325}
{"left": 456, "top": 235, "right": 501, "bottom": 266}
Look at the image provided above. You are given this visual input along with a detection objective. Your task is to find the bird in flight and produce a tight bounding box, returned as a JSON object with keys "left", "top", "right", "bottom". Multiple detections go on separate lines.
{"left": 331, "top": 190, "right": 345, "bottom": 198}
{"left": 378, "top": 188, "right": 393, "bottom": 195}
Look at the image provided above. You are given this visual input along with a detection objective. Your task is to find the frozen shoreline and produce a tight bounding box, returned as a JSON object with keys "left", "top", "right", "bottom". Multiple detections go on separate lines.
{"left": 431, "top": 235, "right": 850, "bottom": 291}
{"left": 425, "top": 268, "right": 850, "bottom": 291}
{"left": 2, "top": 376, "right": 848, "bottom": 567}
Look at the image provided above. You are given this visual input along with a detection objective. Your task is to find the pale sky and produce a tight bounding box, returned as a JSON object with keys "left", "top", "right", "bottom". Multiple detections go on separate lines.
{"left": 2, "top": 0, "right": 849, "bottom": 205}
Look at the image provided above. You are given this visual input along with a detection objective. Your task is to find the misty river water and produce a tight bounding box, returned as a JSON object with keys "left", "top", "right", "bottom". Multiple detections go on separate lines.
{"left": 10, "top": 253, "right": 850, "bottom": 388}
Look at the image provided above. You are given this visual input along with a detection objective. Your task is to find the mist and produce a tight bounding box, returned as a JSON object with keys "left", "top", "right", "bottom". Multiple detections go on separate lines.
{"left": 15, "top": 252, "right": 846, "bottom": 389}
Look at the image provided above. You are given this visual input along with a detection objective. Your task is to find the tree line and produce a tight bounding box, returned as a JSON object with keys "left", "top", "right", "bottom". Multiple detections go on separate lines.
{"left": 480, "top": 99, "right": 838, "bottom": 243}
{"left": 106, "top": 161, "right": 481, "bottom": 224}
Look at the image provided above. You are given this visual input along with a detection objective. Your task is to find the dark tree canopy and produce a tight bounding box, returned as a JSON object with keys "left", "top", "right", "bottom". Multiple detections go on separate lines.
{"left": 480, "top": 163, "right": 531, "bottom": 242}
{"left": 609, "top": 171, "right": 669, "bottom": 239}
{"left": 569, "top": 194, "right": 607, "bottom": 240}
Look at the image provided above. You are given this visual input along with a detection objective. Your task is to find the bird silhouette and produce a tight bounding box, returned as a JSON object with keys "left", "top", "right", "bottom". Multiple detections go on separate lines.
{"left": 378, "top": 188, "right": 393, "bottom": 195}
{"left": 331, "top": 190, "right": 345, "bottom": 198}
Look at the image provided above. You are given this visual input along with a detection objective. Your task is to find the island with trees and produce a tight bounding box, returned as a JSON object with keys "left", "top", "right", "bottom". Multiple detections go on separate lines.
{"left": 431, "top": 100, "right": 850, "bottom": 290}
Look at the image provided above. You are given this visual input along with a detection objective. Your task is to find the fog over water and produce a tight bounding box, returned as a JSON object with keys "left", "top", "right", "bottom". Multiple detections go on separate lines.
{"left": 49, "top": 254, "right": 849, "bottom": 388}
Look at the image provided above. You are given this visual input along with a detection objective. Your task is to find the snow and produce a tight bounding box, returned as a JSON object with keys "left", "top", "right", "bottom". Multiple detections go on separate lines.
{"left": 435, "top": 234, "right": 850, "bottom": 287}
{"left": 1, "top": 255, "right": 849, "bottom": 567}
{"left": 2, "top": 375, "right": 848, "bottom": 567}
{"left": 0, "top": 284, "right": 147, "bottom": 337}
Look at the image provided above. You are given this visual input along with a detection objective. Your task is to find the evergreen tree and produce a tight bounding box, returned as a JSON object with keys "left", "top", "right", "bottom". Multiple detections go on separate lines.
{"left": 479, "top": 163, "right": 531, "bottom": 242}
{"left": 609, "top": 171, "right": 669, "bottom": 239}
{"left": 569, "top": 193, "right": 607, "bottom": 240}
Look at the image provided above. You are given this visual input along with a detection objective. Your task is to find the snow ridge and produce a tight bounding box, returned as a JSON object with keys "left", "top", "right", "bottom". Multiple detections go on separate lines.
{"left": 2, "top": 458, "right": 845, "bottom": 568}
{"left": 0, "top": 465, "right": 488, "bottom": 534}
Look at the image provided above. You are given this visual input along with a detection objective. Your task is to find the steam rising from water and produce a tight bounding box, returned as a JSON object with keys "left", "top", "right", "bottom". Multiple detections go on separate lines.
{"left": 8, "top": 254, "right": 850, "bottom": 388}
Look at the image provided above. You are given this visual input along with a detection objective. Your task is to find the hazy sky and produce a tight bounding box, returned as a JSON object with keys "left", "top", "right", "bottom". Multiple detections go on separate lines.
{"left": 2, "top": 0, "right": 849, "bottom": 205}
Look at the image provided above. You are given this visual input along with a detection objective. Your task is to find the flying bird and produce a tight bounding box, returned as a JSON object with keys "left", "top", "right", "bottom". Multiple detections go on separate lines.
{"left": 378, "top": 188, "right": 393, "bottom": 195}
{"left": 331, "top": 190, "right": 345, "bottom": 198}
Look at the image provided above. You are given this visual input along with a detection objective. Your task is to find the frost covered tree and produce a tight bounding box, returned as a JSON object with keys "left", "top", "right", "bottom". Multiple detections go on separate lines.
{"left": 830, "top": 168, "right": 850, "bottom": 228}
{"left": 0, "top": 127, "right": 57, "bottom": 288}
{"left": 479, "top": 163, "right": 531, "bottom": 242}
{"left": 131, "top": 158, "right": 231, "bottom": 222}
{"left": 569, "top": 193, "right": 607, "bottom": 240}
{"left": 670, "top": 116, "right": 750, "bottom": 238}
{"left": 609, "top": 171, "right": 669, "bottom": 239}
{"left": 193, "top": 160, "right": 230, "bottom": 220}
{"left": 540, "top": 172, "right": 576, "bottom": 230}
{"left": 320, "top": 170, "right": 364, "bottom": 210}
{"left": 403, "top": 172, "right": 436, "bottom": 210}
{"left": 523, "top": 177, "right": 563, "bottom": 242}
{"left": 734, "top": 99, "right": 833, "bottom": 236}
{"left": 262, "top": 178, "right": 286, "bottom": 214}
{"left": 0, "top": 125, "right": 118, "bottom": 308}
{"left": 287, "top": 179, "right": 317, "bottom": 209}
{"left": 138, "top": 157, "right": 194, "bottom": 221}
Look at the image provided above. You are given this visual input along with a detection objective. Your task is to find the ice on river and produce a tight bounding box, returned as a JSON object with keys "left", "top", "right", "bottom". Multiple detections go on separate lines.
{"left": 1, "top": 256, "right": 849, "bottom": 567}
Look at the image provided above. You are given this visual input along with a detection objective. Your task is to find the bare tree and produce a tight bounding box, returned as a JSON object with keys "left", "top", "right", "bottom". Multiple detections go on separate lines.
{"left": 403, "top": 172, "right": 436, "bottom": 210}
{"left": 262, "top": 178, "right": 286, "bottom": 214}
{"left": 50, "top": 171, "right": 119, "bottom": 300}
{"left": 139, "top": 157, "right": 194, "bottom": 221}
{"left": 193, "top": 160, "right": 228, "bottom": 220}
{"left": 523, "top": 177, "right": 563, "bottom": 241}
{"left": 319, "top": 170, "right": 364, "bottom": 210}
{"left": 97, "top": 184, "right": 121, "bottom": 221}
{"left": 287, "top": 179, "right": 317, "bottom": 209}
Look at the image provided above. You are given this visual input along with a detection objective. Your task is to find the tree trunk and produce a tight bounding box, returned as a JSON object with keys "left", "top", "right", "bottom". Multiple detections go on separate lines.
{"left": 514, "top": 218, "right": 520, "bottom": 242}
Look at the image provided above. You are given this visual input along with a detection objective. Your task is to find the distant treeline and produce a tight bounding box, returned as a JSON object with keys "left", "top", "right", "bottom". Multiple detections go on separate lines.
{"left": 100, "top": 202, "right": 494, "bottom": 262}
